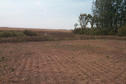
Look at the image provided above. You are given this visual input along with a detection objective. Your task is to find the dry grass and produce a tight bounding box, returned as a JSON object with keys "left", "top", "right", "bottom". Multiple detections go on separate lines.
{"left": 0, "top": 40, "right": 126, "bottom": 84}
{"left": 0, "top": 27, "right": 126, "bottom": 43}
{"left": 0, "top": 27, "right": 71, "bottom": 32}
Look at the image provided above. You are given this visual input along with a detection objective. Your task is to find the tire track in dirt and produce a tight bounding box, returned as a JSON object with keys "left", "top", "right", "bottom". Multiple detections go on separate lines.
{"left": 0, "top": 54, "right": 21, "bottom": 80}
{"left": 52, "top": 54, "right": 78, "bottom": 84}
{"left": 54, "top": 52, "right": 91, "bottom": 83}
{"left": 51, "top": 52, "right": 91, "bottom": 84}
{"left": 113, "top": 68, "right": 126, "bottom": 84}
{"left": 38, "top": 54, "right": 47, "bottom": 84}
{"left": 60, "top": 54, "right": 96, "bottom": 83}
{"left": 72, "top": 56, "right": 114, "bottom": 83}
{"left": 28, "top": 54, "right": 41, "bottom": 84}
{"left": 80, "top": 61, "right": 115, "bottom": 82}
{"left": 39, "top": 54, "right": 50, "bottom": 84}
{"left": 41, "top": 49, "right": 76, "bottom": 84}
{"left": 2, "top": 56, "right": 24, "bottom": 84}
{"left": 59, "top": 51, "right": 113, "bottom": 83}
{"left": 9, "top": 57, "right": 27, "bottom": 84}
{"left": 47, "top": 55, "right": 64, "bottom": 84}
{"left": 1, "top": 40, "right": 126, "bottom": 84}
{"left": 48, "top": 55, "right": 67, "bottom": 84}
{"left": 65, "top": 50, "right": 125, "bottom": 83}
{"left": 39, "top": 53, "right": 58, "bottom": 84}
{"left": 53, "top": 54, "right": 80, "bottom": 84}
{"left": 77, "top": 57, "right": 118, "bottom": 79}
{"left": 46, "top": 55, "right": 58, "bottom": 84}
{"left": 23, "top": 56, "right": 34, "bottom": 84}
{"left": 40, "top": 55, "right": 53, "bottom": 84}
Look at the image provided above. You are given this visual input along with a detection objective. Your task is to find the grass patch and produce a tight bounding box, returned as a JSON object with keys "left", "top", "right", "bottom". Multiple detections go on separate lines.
{"left": 0, "top": 30, "right": 37, "bottom": 38}
{"left": 0, "top": 57, "right": 6, "bottom": 62}
{"left": 106, "top": 56, "right": 110, "bottom": 59}
{"left": 0, "top": 31, "right": 25, "bottom": 37}
{"left": 23, "top": 30, "right": 37, "bottom": 36}
{"left": 118, "top": 25, "right": 126, "bottom": 36}
{"left": 10, "top": 68, "right": 15, "bottom": 72}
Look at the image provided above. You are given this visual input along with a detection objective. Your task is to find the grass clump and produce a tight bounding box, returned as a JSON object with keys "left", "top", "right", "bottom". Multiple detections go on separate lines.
{"left": 118, "top": 25, "right": 126, "bottom": 36}
{"left": 23, "top": 30, "right": 37, "bottom": 36}
{"left": 0, "top": 57, "right": 6, "bottom": 62}
{"left": 0, "top": 30, "right": 37, "bottom": 38}
{"left": 0, "top": 31, "right": 25, "bottom": 37}
{"left": 106, "top": 56, "right": 110, "bottom": 59}
{"left": 73, "top": 28, "right": 110, "bottom": 35}
{"left": 10, "top": 68, "right": 15, "bottom": 72}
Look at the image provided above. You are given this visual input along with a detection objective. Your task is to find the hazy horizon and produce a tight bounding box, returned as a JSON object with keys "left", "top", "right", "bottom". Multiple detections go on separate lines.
{"left": 0, "top": 0, "right": 93, "bottom": 29}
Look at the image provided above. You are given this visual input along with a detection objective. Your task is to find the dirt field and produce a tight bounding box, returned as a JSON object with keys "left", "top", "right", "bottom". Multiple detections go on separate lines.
{"left": 0, "top": 40, "right": 126, "bottom": 84}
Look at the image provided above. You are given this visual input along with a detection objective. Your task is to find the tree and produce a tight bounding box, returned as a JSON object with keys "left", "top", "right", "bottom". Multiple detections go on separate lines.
{"left": 79, "top": 14, "right": 89, "bottom": 28}
{"left": 79, "top": 14, "right": 94, "bottom": 29}
{"left": 74, "top": 23, "right": 78, "bottom": 29}
{"left": 92, "top": 0, "right": 126, "bottom": 32}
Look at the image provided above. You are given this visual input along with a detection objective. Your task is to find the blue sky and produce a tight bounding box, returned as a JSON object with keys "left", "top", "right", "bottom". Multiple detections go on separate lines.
{"left": 0, "top": 0, "right": 93, "bottom": 29}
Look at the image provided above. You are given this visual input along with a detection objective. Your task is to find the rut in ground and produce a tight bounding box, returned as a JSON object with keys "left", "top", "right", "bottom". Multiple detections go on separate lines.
{"left": 0, "top": 40, "right": 126, "bottom": 84}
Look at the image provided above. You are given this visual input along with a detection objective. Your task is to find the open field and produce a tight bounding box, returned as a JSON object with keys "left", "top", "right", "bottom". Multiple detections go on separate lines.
{"left": 0, "top": 40, "right": 126, "bottom": 84}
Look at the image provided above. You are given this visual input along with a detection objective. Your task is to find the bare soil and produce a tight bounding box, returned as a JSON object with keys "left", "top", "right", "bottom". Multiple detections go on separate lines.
{"left": 0, "top": 40, "right": 126, "bottom": 84}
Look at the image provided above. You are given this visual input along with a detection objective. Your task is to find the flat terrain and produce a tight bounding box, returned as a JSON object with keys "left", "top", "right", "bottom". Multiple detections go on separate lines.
{"left": 0, "top": 40, "right": 126, "bottom": 84}
{"left": 0, "top": 27, "right": 71, "bottom": 32}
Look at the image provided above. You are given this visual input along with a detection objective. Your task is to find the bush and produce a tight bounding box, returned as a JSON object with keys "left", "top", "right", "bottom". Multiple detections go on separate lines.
{"left": 0, "top": 57, "right": 6, "bottom": 62}
{"left": 118, "top": 25, "right": 126, "bottom": 36}
{"left": 73, "top": 28, "right": 109, "bottom": 35}
{"left": 14, "top": 31, "right": 26, "bottom": 37}
{"left": 23, "top": 30, "right": 37, "bottom": 36}
{"left": 73, "top": 28, "right": 92, "bottom": 35}
{"left": 0, "top": 31, "right": 14, "bottom": 37}
{"left": 93, "top": 28, "right": 111, "bottom": 35}
{"left": 0, "top": 30, "right": 37, "bottom": 38}
{"left": 0, "top": 31, "right": 25, "bottom": 37}
{"left": 73, "top": 27, "right": 116, "bottom": 35}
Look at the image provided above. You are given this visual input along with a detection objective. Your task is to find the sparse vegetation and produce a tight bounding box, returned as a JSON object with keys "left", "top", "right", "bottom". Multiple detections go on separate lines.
{"left": 23, "top": 30, "right": 37, "bottom": 36}
{"left": 118, "top": 25, "right": 126, "bottom": 36}
{"left": 0, "top": 30, "right": 37, "bottom": 38}
{"left": 0, "top": 29, "right": 125, "bottom": 43}
{"left": 106, "top": 55, "right": 110, "bottom": 59}
{"left": 73, "top": 28, "right": 114, "bottom": 35}
{"left": 0, "top": 31, "right": 25, "bottom": 37}
{"left": 0, "top": 57, "right": 6, "bottom": 62}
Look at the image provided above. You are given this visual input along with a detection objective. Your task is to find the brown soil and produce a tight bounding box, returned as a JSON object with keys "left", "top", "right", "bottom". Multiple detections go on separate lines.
{"left": 0, "top": 40, "right": 126, "bottom": 84}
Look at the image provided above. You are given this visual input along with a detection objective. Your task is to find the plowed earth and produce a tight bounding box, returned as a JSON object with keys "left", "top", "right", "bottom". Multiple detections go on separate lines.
{"left": 0, "top": 40, "right": 126, "bottom": 84}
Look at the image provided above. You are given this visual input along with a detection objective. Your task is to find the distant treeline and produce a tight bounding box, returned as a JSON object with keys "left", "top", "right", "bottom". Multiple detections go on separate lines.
{"left": 74, "top": 0, "right": 126, "bottom": 36}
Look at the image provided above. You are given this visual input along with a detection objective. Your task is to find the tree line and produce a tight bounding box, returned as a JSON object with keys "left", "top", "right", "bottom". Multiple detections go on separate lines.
{"left": 74, "top": 0, "right": 126, "bottom": 36}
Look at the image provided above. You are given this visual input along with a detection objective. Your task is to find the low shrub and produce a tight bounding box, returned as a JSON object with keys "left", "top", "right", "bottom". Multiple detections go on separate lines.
{"left": 0, "top": 31, "right": 14, "bottom": 37}
{"left": 0, "top": 57, "right": 6, "bottom": 62}
{"left": 0, "top": 31, "right": 25, "bottom": 37}
{"left": 93, "top": 28, "right": 111, "bottom": 35}
{"left": 0, "top": 30, "right": 37, "bottom": 38}
{"left": 23, "top": 30, "right": 37, "bottom": 36}
{"left": 118, "top": 25, "right": 126, "bottom": 36}
{"left": 73, "top": 28, "right": 109, "bottom": 35}
{"left": 14, "top": 31, "right": 26, "bottom": 37}
{"left": 73, "top": 28, "right": 92, "bottom": 35}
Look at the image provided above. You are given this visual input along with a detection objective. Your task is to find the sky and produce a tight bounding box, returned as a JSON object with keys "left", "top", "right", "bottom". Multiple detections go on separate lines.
{"left": 0, "top": 0, "right": 93, "bottom": 29}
